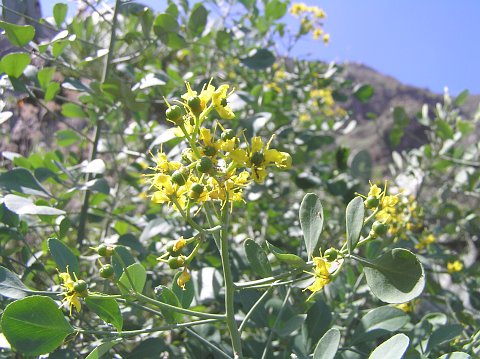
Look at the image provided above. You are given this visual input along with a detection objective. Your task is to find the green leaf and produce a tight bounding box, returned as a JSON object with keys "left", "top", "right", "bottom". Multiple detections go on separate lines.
{"left": 0, "top": 265, "right": 30, "bottom": 299}
{"left": 299, "top": 193, "right": 324, "bottom": 259}
{"left": 85, "top": 340, "right": 121, "bottom": 359}
{"left": 346, "top": 196, "right": 365, "bottom": 253}
{"left": 0, "top": 21, "right": 35, "bottom": 46}
{"left": 156, "top": 285, "right": 183, "bottom": 323}
{"left": 56, "top": 129, "right": 81, "bottom": 146}
{"left": 45, "top": 82, "right": 60, "bottom": 101}
{"left": 61, "top": 103, "right": 86, "bottom": 118}
{"left": 4, "top": 194, "right": 65, "bottom": 216}
{"left": 241, "top": 49, "right": 275, "bottom": 70}
{"left": 85, "top": 339, "right": 122, "bottom": 359}
{"left": 85, "top": 297, "right": 123, "bottom": 332}
{"left": 118, "top": 263, "right": 146, "bottom": 294}
{"left": 1, "top": 296, "right": 74, "bottom": 356}
{"left": 426, "top": 324, "right": 464, "bottom": 352}
{"left": 454, "top": 89, "right": 469, "bottom": 106}
{"left": 266, "top": 0, "right": 287, "bottom": 20}
{"left": 302, "top": 300, "right": 332, "bottom": 352}
{"left": 436, "top": 119, "right": 454, "bottom": 140}
{"left": 172, "top": 271, "right": 195, "bottom": 308}
{"left": 368, "top": 333, "right": 410, "bottom": 359}
{"left": 363, "top": 249, "right": 425, "bottom": 303}
{"left": 354, "top": 84, "right": 374, "bottom": 102}
{"left": 352, "top": 306, "right": 409, "bottom": 344}
{"left": 48, "top": 237, "right": 79, "bottom": 276}
{"left": 153, "top": 13, "right": 179, "bottom": 35}
{"left": 53, "top": 3, "right": 68, "bottom": 27}
{"left": 188, "top": 4, "right": 208, "bottom": 37}
{"left": 0, "top": 168, "right": 49, "bottom": 196}
{"left": 37, "top": 67, "right": 56, "bottom": 90}
{"left": 52, "top": 39, "right": 69, "bottom": 57}
{"left": 389, "top": 107, "right": 410, "bottom": 147}
{"left": 266, "top": 242, "right": 306, "bottom": 267}
{"left": 351, "top": 149, "right": 372, "bottom": 181}
{"left": 0, "top": 52, "right": 31, "bottom": 78}
{"left": 112, "top": 246, "right": 136, "bottom": 278}
{"left": 275, "top": 314, "right": 306, "bottom": 336}
{"left": 313, "top": 328, "right": 341, "bottom": 359}
{"left": 244, "top": 239, "right": 272, "bottom": 277}
{"left": 438, "top": 353, "right": 471, "bottom": 359}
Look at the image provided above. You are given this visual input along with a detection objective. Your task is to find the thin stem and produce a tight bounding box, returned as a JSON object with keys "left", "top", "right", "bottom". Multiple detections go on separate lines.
{"left": 77, "top": 0, "right": 121, "bottom": 246}
{"left": 238, "top": 288, "right": 272, "bottom": 333}
{"left": 77, "top": 318, "right": 221, "bottom": 337}
{"left": 261, "top": 287, "right": 291, "bottom": 359}
{"left": 135, "top": 293, "right": 225, "bottom": 320}
{"left": 219, "top": 201, "right": 243, "bottom": 358}
{"left": 234, "top": 265, "right": 310, "bottom": 289}
{"left": 185, "top": 328, "right": 231, "bottom": 359}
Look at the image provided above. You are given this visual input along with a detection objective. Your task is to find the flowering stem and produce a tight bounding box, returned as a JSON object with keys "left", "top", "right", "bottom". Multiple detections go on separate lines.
{"left": 219, "top": 200, "right": 243, "bottom": 358}
{"left": 234, "top": 264, "right": 311, "bottom": 289}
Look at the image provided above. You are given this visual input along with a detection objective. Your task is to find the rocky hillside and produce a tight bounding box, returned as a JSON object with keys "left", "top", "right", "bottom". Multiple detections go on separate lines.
{"left": 340, "top": 62, "right": 479, "bottom": 164}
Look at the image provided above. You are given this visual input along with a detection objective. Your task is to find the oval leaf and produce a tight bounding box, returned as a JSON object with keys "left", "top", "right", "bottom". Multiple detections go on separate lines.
{"left": 0, "top": 52, "right": 31, "bottom": 78}
{"left": 1, "top": 296, "right": 74, "bottom": 356}
{"left": 61, "top": 103, "right": 86, "bottom": 118}
{"left": 352, "top": 306, "right": 409, "bottom": 344}
{"left": 5, "top": 194, "right": 65, "bottom": 216}
{"left": 85, "top": 296, "right": 123, "bottom": 332}
{"left": 299, "top": 193, "right": 324, "bottom": 259}
{"left": 85, "top": 340, "right": 121, "bottom": 359}
{"left": 0, "top": 266, "right": 30, "bottom": 299}
{"left": 346, "top": 196, "right": 364, "bottom": 253}
{"left": 0, "top": 168, "right": 51, "bottom": 196}
{"left": 118, "top": 263, "right": 146, "bottom": 294}
{"left": 368, "top": 333, "right": 410, "bottom": 359}
{"left": 313, "top": 328, "right": 341, "bottom": 359}
{"left": 363, "top": 249, "right": 425, "bottom": 303}
{"left": 172, "top": 271, "right": 195, "bottom": 308}
{"left": 240, "top": 49, "right": 275, "bottom": 70}
{"left": 153, "top": 13, "right": 179, "bottom": 34}
{"left": 156, "top": 285, "right": 183, "bottom": 323}
{"left": 53, "top": 3, "right": 68, "bottom": 27}
{"left": 112, "top": 246, "right": 136, "bottom": 278}
{"left": 266, "top": 242, "right": 306, "bottom": 267}
{"left": 438, "top": 353, "right": 472, "bottom": 359}
{"left": 0, "top": 21, "right": 35, "bottom": 46}
{"left": 48, "top": 237, "right": 79, "bottom": 276}
{"left": 188, "top": 4, "right": 208, "bottom": 37}
{"left": 244, "top": 239, "right": 272, "bottom": 277}
{"left": 426, "top": 324, "right": 464, "bottom": 352}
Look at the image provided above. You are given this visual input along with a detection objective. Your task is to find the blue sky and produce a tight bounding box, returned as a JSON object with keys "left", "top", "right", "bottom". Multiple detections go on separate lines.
{"left": 40, "top": 0, "right": 480, "bottom": 95}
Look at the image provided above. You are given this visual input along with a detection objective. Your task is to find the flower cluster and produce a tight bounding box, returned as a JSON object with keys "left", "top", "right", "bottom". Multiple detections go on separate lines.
{"left": 145, "top": 80, "right": 292, "bottom": 213}
{"left": 290, "top": 3, "right": 330, "bottom": 43}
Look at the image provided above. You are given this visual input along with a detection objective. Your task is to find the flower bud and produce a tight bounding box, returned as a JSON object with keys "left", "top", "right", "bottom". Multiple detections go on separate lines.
{"left": 166, "top": 241, "right": 181, "bottom": 257}
{"left": 203, "top": 146, "right": 216, "bottom": 157}
{"left": 324, "top": 248, "right": 338, "bottom": 262}
{"left": 171, "top": 168, "right": 189, "bottom": 186}
{"left": 189, "top": 183, "right": 204, "bottom": 200}
{"left": 168, "top": 256, "right": 186, "bottom": 269}
{"left": 187, "top": 96, "right": 202, "bottom": 116}
{"left": 372, "top": 221, "right": 389, "bottom": 237}
{"left": 365, "top": 196, "right": 380, "bottom": 209}
{"left": 73, "top": 280, "right": 88, "bottom": 295}
{"left": 196, "top": 156, "right": 213, "bottom": 173}
{"left": 166, "top": 105, "right": 183, "bottom": 124}
{"left": 250, "top": 152, "right": 265, "bottom": 166}
{"left": 99, "top": 264, "right": 114, "bottom": 279}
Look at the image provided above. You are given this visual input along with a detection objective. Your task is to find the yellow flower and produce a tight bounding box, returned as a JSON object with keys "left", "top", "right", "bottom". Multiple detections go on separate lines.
{"left": 181, "top": 79, "right": 215, "bottom": 116}
{"left": 150, "top": 150, "right": 182, "bottom": 174}
{"left": 199, "top": 127, "right": 224, "bottom": 157}
{"left": 312, "top": 28, "right": 323, "bottom": 40}
{"left": 212, "top": 84, "right": 235, "bottom": 119}
{"left": 290, "top": 3, "right": 307, "bottom": 16}
{"left": 447, "top": 260, "right": 463, "bottom": 273}
{"left": 394, "top": 301, "right": 415, "bottom": 313}
{"left": 150, "top": 174, "right": 189, "bottom": 210}
{"left": 323, "top": 33, "right": 330, "bottom": 44}
{"left": 177, "top": 268, "right": 191, "bottom": 290}
{"left": 58, "top": 270, "right": 84, "bottom": 315}
{"left": 415, "top": 233, "right": 435, "bottom": 250}
{"left": 305, "top": 257, "right": 331, "bottom": 293}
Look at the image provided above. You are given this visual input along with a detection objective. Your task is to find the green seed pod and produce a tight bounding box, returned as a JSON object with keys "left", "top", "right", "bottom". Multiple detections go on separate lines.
{"left": 204, "top": 146, "right": 216, "bottom": 157}
{"left": 73, "top": 280, "right": 88, "bottom": 294}
{"left": 365, "top": 195, "right": 380, "bottom": 209}
{"left": 250, "top": 152, "right": 265, "bottom": 166}
{"left": 324, "top": 248, "right": 338, "bottom": 262}
{"left": 166, "top": 241, "right": 181, "bottom": 257}
{"left": 187, "top": 96, "right": 202, "bottom": 116}
{"left": 168, "top": 256, "right": 186, "bottom": 270}
{"left": 166, "top": 105, "right": 183, "bottom": 124}
{"left": 372, "top": 221, "right": 389, "bottom": 237}
{"left": 99, "top": 264, "right": 114, "bottom": 278}
{"left": 97, "top": 244, "right": 108, "bottom": 257}
{"left": 196, "top": 156, "right": 213, "bottom": 173}
{"left": 221, "top": 129, "right": 235, "bottom": 141}
{"left": 171, "top": 168, "right": 188, "bottom": 186}
{"left": 189, "top": 183, "right": 204, "bottom": 200}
